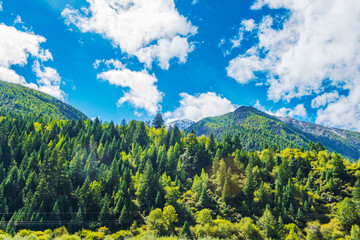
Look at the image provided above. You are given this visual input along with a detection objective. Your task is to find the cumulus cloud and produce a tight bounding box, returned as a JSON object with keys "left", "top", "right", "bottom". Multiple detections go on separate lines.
{"left": 311, "top": 91, "right": 339, "bottom": 109}
{"left": 274, "top": 104, "right": 307, "bottom": 119}
{"left": 0, "top": 24, "right": 66, "bottom": 100}
{"left": 226, "top": 0, "right": 360, "bottom": 130}
{"left": 191, "top": 0, "right": 199, "bottom": 5}
{"left": 14, "top": 15, "right": 23, "bottom": 25}
{"left": 32, "top": 61, "right": 66, "bottom": 101}
{"left": 254, "top": 100, "right": 307, "bottom": 119}
{"left": 93, "top": 59, "right": 125, "bottom": 70}
{"left": 315, "top": 86, "right": 360, "bottom": 130}
{"left": 166, "top": 92, "right": 236, "bottom": 122}
{"left": 230, "top": 19, "right": 256, "bottom": 49}
{"left": 242, "top": 19, "right": 256, "bottom": 32}
{"left": 227, "top": 54, "right": 269, "bottom": 84}
{"left": 97, "top": 69, "right": 163, "bottom": 115}
{"left": 62, "top": 0, "right": 197, "bottom": 69}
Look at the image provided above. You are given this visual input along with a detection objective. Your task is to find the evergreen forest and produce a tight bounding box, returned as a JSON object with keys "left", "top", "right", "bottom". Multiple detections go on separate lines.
{"left": 0, "top": 112, "right": 360, "bottom": 239}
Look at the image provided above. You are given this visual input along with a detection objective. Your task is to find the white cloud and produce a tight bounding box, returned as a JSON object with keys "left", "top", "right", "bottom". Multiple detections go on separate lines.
{"left": 316, "top": 86, "right": 360, "bottom": 131}
{"left": 227, "top": 54, "right": 269, "bottom": 84}
{"left": 32, "top": 61, "right": 66, "bottom": 101}
{"left": 135, "top": 36, "right": 195, "bottom": 70}
{"left": 226, "top": 0, "right": 360, "bottom": 130}
{"left": 274, "top": 104, "right": 307, "bottom": 119}
{"left": 191, "top": 0, "right": 199, "bottom": 5}
{"left": 242, "top": 19, "right": 256, "bottom": 32}
{"left": 0, "top": 24, "right": 51, "bottom": 67}
{"left": 311, "top": 91, "right": 339, "bottom": 109}
{"left": 62, "top": 0, "right": 197, "bottom": 69}
{"left": 0, "top": 24, "right": 66, "bottom": 100}
{"left": 14, "top": 15, "right": 23, "bottom": 25}
{"left": 93, "top": 59, "right": 125, "bottom": 70}
{"left": 0, "top": 2, "right": 2, "bottom": 11}
{"left": 254, "top": 100, "right": 307, "bottom": 119}
{"left": 166, "top": 92, "right": 236, "bottom": 122}
{"left": 230, "top": 19, "right": 256, "bottom": 49}
{"left": 97, "top": 69, "right": 163, "bottom": 115}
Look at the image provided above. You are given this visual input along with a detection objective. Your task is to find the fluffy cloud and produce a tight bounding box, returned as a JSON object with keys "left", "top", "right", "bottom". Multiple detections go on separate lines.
{"left": 0, "top": 24, "right": 51, "bottom": 67}
{"left": 227, "top": 54, "right": 269, "bottom": 84}
{"left": 62, "top": 0, "right": 197, "bottom": 69}
{"left": 254, "top": 100, "right": 307, "bottom": 119}
{"left": 0, "top": 24, "right": 66, "bottom": 100}
{"left": 311, "top": 91, "right": 339, "bottom": 109}
{"left": 93, "top": 59, "right": 125, "bottom": 70}
{"left": 166, "top": 92, "right": 236, "bottom": 122}
{"left": 97, "top": 69, "right": 163, "bottom": 115}
{"left": 315, "top": 86, "right": 360, "bottom": 130}
{"left": 227, "top": 0, "right": 360, "bottom": 130}
{"left": 14, "top": 15, "right": 23, "bottom": 25}
{"left": 274, "top": 104, "right": 307, "bottom": 119}
{"left": 230, "top": 19, "right": 256, "bottom": 49}
{"left": 0, "top": 2, "right": 2, "bottom": 11}
{"left": 191, "top": 0, "right": 199, "bottom": 5}
{"left": 32, "top": 61, "right": 65, "bottom": 101}
{"left": 242, "top": 19, "right": 256, "bottom": 32}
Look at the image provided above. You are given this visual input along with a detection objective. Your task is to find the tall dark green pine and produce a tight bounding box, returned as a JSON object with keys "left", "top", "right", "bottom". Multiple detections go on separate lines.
{"left": 49, "top": 200, "right": 61, "bottom": 228}
{"left": 85, "top": 150, "right": 98, "bottom": 181}
{"left": 99, "top": 194, "right": 112, "bottom": 226}
{"left": 180, "top": 221, "right": 193, "bottom": 240}
{"left": 118, "top": 205, "right": 129, "bottom": 227}
{"left": 133, "top": 122, "right": 149, "bottom": 148}
{"left": 137, "top": 161, "right": 156, "bottom": 211}
{"left": 199, "top": 187, "right": 210, "bottom": 207}
{"left": 353, "top": 180, "right": 360, "bottom": 201}
{"left": 152, "top": 113, "right": 164, "bottom": 129}
{"left": 72, "top": 207, "right": 84, "bottom": 227}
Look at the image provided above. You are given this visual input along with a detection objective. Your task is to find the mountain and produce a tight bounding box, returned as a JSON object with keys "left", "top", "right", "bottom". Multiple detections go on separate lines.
{"left": 278, "top": 116, "right": 360, "bottom": 160}
{"left": 0, "top": 81, "right": 87, "bottom": 120}
{"left": 185, "top": 106, "right": 360, "bottom": 160}
{"left": 165, "top": 119, "right": 195, "bottom": 130}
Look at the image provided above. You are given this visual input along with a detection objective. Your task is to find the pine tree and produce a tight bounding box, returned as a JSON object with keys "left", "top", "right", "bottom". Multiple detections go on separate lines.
{"left": 257, "top": 208, "right": 277, "bottom": 238}
{"left": 180, "top": 221, "right": 193, "bottom": 239}
{"left": 85, "top": 150, "right": 98, "bottom": 181}
{"left": 99, "top": 195, "right": 111, "bottom": 225}
{"left": 296, "top": 208, "right": 305, "bottom": 228}
{"left": 199, "top": 187, "right": 210, "bottom": 207}
{"left": 222, "top": 179, "right": 230, "bottom": 201}
{"left": 49, "top": 200, "right": 61, "bottom": 228}
{"left": 152, "top": 113, "right": 164, "bottom": 129}
{"left": 353, "top": 179, "right": 360, "bottom": 200}
{"left": 133, "top": 122, "right": 149, "bottom": 148}
{"left": 118, "top": 205, "right": 128, "bottom": 226}
{"left": 137, "top": 161, "right": 156, "bottom": 211}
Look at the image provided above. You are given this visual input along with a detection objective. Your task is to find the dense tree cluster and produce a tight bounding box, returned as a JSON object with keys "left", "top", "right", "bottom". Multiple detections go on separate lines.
{"left": 0, "top": 112, "right": 360, "bottom": 239}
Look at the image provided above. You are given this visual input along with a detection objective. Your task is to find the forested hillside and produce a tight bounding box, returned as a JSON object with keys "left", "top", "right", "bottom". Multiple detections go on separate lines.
{"left": 1, "top": 112, "right": 360, "bottom": 239}
{"left": 0, "top": 81, "right": 87, "bottom": 120}
{"left": 186, "top": 106, "right": 360, "bottom": 161}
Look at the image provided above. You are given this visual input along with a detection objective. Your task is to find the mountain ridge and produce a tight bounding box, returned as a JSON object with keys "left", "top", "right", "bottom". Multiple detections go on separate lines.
{"left": 0, "top": 80, "right": 87, "bottom": 120}
{"left": 185, "top": 106, "right": 360, "bottom": 160}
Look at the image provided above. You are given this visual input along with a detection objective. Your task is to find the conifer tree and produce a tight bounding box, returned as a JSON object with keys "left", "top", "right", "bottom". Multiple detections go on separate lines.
{"left": 180, "top": 221, "right": 193, "bottom": 239}
{"left": 353, "top": 179, "right": 360, "bottom": 200}
{"left": 152, "top": 113, "right": 164, "bottom": 129}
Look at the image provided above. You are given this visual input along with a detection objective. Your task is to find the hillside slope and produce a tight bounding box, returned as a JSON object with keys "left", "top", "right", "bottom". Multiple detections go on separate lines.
{"left": 185, "top": 106, "right": 360, "bottom": 160}
{"left": 0, "top": 81, "right": 87, "bottom": 120}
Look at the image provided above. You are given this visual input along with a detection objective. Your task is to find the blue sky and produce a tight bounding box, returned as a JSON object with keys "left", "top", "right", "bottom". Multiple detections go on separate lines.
{"left": 0, "top": 0, "right": 360, "bottom": 130}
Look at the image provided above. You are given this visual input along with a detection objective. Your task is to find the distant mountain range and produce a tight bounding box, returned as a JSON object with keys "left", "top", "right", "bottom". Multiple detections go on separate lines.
{"left": 1, "top": 80, "right": 359, "bottom": 160}
{"left": 0, "top": 81, "right": 87, "bottom": 120}
{"left": 185, "top": 106, "right": 360, "bottom": 161}
{"left": 165, "top": 119, "right": 195, "bottom": 130}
